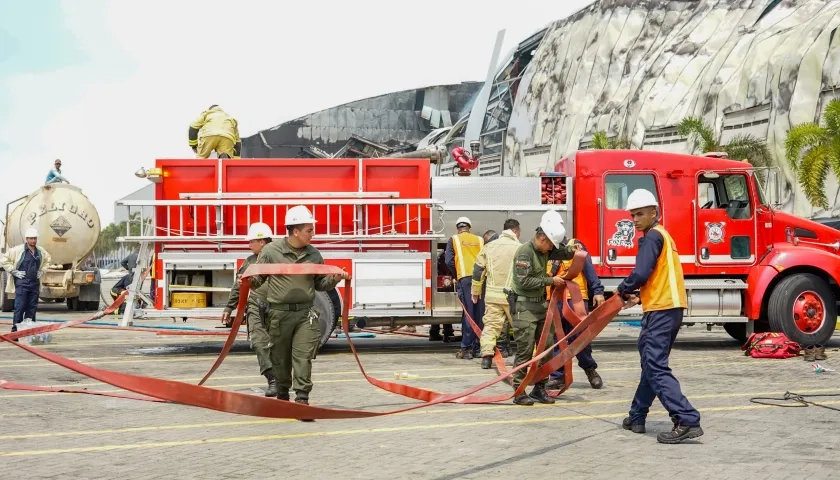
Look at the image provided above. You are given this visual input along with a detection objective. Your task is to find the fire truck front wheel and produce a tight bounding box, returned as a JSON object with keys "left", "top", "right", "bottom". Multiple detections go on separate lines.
{"left": 768, "top": 273, "right": 837, "bottom": 346}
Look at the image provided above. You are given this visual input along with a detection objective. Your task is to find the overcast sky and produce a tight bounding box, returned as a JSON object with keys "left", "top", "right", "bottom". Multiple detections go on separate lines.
{"left": 0, "top": 0, "right": 594, "bottom": 227}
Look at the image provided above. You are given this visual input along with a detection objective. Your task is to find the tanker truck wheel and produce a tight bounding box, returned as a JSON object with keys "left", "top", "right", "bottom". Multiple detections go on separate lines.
{"left": 313, "top": 289, "right": 341, "bottom": 351}
{"left": 0, "top": 272, "right": 13, "bottom": 312}
{"left": 768, "top": 273, "right": 837, "bottom": 346}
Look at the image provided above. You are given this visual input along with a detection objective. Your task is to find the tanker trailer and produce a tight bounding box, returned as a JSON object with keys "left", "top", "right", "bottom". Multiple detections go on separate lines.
{"left": 0, "top": 184, "right": 102, "bottom": 312}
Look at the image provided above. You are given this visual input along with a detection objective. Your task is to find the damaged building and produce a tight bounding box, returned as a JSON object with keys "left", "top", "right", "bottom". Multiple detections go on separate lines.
{"left": 241, "top": 83, "right": 482, "bottom": 162}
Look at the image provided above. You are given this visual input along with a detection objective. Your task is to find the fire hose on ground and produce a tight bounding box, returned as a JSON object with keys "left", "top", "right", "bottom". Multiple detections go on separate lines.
{"left": 0, "top": 252, "right": 626, "bottom": 420}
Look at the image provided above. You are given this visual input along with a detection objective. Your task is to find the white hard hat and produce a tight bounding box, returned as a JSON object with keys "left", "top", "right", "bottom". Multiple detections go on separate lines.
{"left": 625, "top": 189, "right": 659, "bottom": 211}
{"left": 246, "top": 222, "right": 273, "bottom": 241}
{"left": 539, "top": 210, "right": 566, "bottom": 249}
{"left": 24, "top": 227, "right": 39, "bottom": 238}
{"left": 455, "top": 216, "right": 471, "bottom": 227}
{"left": 285, "top": 205, "right": 317, "bottom": 226}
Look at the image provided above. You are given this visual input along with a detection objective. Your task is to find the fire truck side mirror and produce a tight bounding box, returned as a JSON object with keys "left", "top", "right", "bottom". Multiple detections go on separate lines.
{"left": 768, "top": 169, "right": 782, "bottom": 206}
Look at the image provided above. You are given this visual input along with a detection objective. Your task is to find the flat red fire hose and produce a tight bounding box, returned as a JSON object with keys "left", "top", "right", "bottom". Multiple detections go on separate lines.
{"left": 0, "top": 253, "right": 623, "bottom": 419}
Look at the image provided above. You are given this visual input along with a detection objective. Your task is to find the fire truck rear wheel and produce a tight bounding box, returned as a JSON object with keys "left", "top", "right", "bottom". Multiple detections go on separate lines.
{"left": 313, "top": 290, "right": 340, "bottom": 351}
{"left": 768, "top": 273, "right": 837, "bottom": 346}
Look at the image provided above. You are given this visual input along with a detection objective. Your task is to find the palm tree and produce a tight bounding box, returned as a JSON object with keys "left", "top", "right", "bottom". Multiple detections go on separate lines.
{"left": 784, "top": 98, "right": 840, "bottom": 210}
{"left": 591, "top": 131, "right": 632, "bottom": 149}
{"left": 677, "top": 117, "right": 773, "bottom": 171}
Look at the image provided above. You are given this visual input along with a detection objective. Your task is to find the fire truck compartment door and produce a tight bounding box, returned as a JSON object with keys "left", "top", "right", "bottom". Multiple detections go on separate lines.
{"left": 695, "top": 173, "right": 756, "bottom": 266}
{"left": 351, "top": 260, "right": 426, "bottom": 309}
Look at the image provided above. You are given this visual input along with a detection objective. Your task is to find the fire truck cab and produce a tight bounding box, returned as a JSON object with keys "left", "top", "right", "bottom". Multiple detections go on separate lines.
{"left": 553, "top": 149, "right": 840, "bottom": 347}
{"left": 119, "top": 150, "right": 840, "bottom": 349}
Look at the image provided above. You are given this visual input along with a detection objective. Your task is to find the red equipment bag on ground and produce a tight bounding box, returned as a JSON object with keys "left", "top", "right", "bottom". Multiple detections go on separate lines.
{"left": 741, "top": 332, "right": 802, "bottom": 359}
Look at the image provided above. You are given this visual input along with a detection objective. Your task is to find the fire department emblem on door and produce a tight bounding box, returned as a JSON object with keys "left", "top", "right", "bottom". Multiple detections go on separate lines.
{"left": 607, "top": 220, "right": 635, "bottom": 248}
{"left": 50, "top": 215, "right": 72, "bottom": 238}
{"left": 705, "top": 221, "right": 725, "bottom": 244}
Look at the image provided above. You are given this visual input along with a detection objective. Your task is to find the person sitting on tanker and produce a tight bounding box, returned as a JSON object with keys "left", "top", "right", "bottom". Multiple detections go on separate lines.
{"left": 545, "top": 236, "right": 605, "bottom": 390}
{"left": 445, "top": 217, "right": 485, "bottom": 359}
{"left": 249, "top": 205, "right": 349, "bottom": 414}
{"left": 221, "top": 222, "right": 277, "bottom": 397}
{"left": 429, "top": 249, "right": 456, "bottom": 342}
{"left": 615, "top": 189, "right": 703, "bottom": 444}
{"left": 471, "top": 219, "right": 521, "bottom": 369}
{"left": 1, "top": 228, "right": 52, "bottom": 338}
{"left": 188, "top": 105, "right": 242, "bottom": 159}
{"left": 509, "top": 210, "right": 581, "bottom": 406}
{"left": 45, "top": 159, "right": 69, "bottom": 185}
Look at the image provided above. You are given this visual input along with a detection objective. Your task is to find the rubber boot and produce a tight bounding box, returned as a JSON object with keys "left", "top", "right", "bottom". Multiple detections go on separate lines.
{"left": 295, "top": 391, "right": 314, "bottom": 422}
{"left": 264, "top": 373, "right": 278, "bottom": 397}
{"left": 481, "top": 356, "right": 492, "bottom": 369}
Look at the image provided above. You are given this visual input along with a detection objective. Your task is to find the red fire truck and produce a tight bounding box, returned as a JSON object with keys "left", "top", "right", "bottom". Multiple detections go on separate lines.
{"left": 118, "top": 150, "right": 840, "bottom": 348}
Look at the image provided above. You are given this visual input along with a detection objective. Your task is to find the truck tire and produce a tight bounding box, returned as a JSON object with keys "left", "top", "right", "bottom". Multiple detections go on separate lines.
{"left": 0, "top": 273, "right": 13, "bottom": 312}
{"left": 313, "top": 290, "right": 340, "bottom": 350}
{"left": 768, "top": 273, "right": 837, "bottom": 346}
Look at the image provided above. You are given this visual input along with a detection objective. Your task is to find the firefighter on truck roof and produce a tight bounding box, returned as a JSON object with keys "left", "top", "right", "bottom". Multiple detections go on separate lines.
{"left": 188, "top": 105, "right": 242, "bottom": 159}
{"left": 508, "top": 210, "right": 580, "bottom": 406}
{"left": 471, "top": 219, "right": 521, "bottom": 369}
{"left": 545, "top": 235, "right": 605, "bottom": 390}
{"left": 616, "top": 189, "right": 704, "bottom": 444}
{"left": 222, "top": 222, "right": 277, "bottom": 398}
{"left": 249, "top": 205, "right": 349, "bottom": 418}
{"left": 445, "top": 217, "right": 485, "bottom": 360}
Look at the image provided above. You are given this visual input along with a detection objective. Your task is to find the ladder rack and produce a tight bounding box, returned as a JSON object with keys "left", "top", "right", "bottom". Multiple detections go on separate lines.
{"left": 115, "top": 198, "right": 445, "bottom": 243}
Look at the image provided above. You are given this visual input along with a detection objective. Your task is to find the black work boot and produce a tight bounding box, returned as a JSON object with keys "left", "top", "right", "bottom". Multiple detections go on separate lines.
{"left": 481, "top": 356, "right": 492, "bottom": 369}
{"left": 294, "top": 391, "right": 314, "bottom": 422}
{"left": 264, "top": 373, "right": 278, "bottom": 397}
{"left": 657, "top": 424, "right": 704, "bottom": 444}
{"left": 529, "top": 385, "right": 555, "bottom": 404}
{"left": 622, "top": 416, "right": 645, "bottom": 434}
{"left": 584, "top": 368, "right": 603, "bottom": 389}
{"left": 513, "top": 393, "right": 534, "bottom": 406}
{"left": 276, "top": 387, "right": 290, "bottom": 401}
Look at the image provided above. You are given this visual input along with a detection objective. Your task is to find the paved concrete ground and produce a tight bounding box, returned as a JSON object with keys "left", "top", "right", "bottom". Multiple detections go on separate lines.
{"left": 2, "top": 305, "right": 840, "bottom": 480}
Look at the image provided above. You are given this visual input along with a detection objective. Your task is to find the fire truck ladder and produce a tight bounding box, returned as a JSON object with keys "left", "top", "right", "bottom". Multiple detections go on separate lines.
{"left": 119, "top": 221, "right": 155, "bottom": 327}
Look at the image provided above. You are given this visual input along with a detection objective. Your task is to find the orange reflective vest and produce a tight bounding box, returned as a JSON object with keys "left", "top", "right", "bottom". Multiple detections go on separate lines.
{"left": 452, "top": 232, "right": 484, "bottom": 280}
{"left": 640, "top": 225, "right": 687, "bottom": 312}
{"left": 546, "top": 239, "right": 589, "bottom": 300}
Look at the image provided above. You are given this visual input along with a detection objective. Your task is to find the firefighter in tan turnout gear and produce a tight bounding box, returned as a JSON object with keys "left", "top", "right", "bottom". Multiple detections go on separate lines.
{"left": 250, "top": 205, "right": 349, "bottom": 418}
{"left": 188, "top": 105, "right": 242, "bottom": 159}
{"left": 471, "top": 219, "right": 521, "bottom": 369}
{"left": 222, "top": 222, "right": 276, "bottom": 397}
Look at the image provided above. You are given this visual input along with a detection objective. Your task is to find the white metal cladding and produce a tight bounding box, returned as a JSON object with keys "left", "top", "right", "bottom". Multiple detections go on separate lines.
{"left": 720, "top": 104, "right": 771, "bottom": 145}
{"left": 352, "top": 260, "right": 425, "bottom": 308}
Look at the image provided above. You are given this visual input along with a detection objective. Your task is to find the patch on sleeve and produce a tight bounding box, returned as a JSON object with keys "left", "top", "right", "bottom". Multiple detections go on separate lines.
{"left": 514, "top": 256, "right": 532, "bottom": 277}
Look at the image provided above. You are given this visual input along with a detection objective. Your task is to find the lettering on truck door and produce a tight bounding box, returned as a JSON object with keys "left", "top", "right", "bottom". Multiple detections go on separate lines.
{"left": 694, "top": 172, "right": 757, "bottom": 265}
{"left": 601, "top": 172, "right": 663, "bottom": 267}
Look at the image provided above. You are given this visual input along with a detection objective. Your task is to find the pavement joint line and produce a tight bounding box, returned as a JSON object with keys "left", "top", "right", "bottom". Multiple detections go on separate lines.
{"left": 2, "top": 401, "right": 833, "bottom": 457}
{"left": 1, "top": 385, "right": 838, "bottom": 442}
{"left": 0, "top": 360, "right": 766, "bottom": 395}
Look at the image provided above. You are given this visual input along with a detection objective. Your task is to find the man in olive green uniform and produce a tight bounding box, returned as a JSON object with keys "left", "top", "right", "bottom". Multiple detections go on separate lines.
{"left": 250, "top": 205, "right": 348, "bottom": 412}
{"left": 222, "top": 222, "right": 276, "bottom": 397}
{"left": 509, "top": 210, "right": 579, "bottom": 406}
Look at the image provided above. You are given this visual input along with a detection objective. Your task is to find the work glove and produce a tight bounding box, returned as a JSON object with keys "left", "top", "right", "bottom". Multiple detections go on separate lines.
{"left": 11, "top": 270, "right": 25, "bottom": 279}
{"left": 37, "top": 271, "right": 44, "bottom": 279}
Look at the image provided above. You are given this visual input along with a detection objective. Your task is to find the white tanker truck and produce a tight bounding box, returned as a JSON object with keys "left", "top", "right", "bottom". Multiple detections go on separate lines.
{"left": 0, "top": 184, "right": 102, "bottom": 312}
